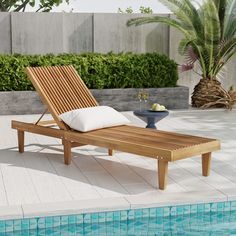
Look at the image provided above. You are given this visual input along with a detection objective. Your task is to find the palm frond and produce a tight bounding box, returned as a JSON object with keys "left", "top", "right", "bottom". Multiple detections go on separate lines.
{"left": 178, "top": 38, "right": 192, "bottom": 55}
{"left": 223, "top": 0, "right": 236, "bottom": 38}
{"left": 200, "top": 0, "right": 220, "bottom": 77}
{"left": 158, "top": 0, "right": 203, "bottom": 37}
{"left": 127, "top": 0, "right": 236, "bottom": 81}
{"left": 213, "top": 0, "right": 226, "bottom": 37}
{"left": 127, "top": 16, "right": 191, "bottom": 37}
{"left": 184, "top": 46, "right": 199, "bottom": 64}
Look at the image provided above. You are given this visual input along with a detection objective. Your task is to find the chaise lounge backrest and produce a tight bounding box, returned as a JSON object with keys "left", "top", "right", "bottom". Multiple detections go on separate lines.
{"left": 26, "top": 65, "right": 98, "bottom": 129}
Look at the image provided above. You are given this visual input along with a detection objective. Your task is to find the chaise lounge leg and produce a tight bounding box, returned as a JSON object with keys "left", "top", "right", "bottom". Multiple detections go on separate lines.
{"left": 108, "top": 149, "right": 114, "bottom": 156}
{"left": 202, "top": 152, "right": 211, "bottom": 176}
{"left": 64, "top": 140, "right": 72, "bottom": 165}
{"left": 158, "top": 159, "right": 168, "bottom": 190}
{"left": 18, "top": 130, "right": 24, "bottom": 153}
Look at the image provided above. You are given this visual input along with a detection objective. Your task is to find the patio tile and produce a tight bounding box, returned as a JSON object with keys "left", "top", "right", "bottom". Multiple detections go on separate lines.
{"left": 125, "top": 189, "right": 227, "bottom": 209}
{"left": 0, "top": 109, "right": 235, "bottom": 218}
{"left": 0, "top": 206, "right": 23, "bottom": 220}
{"left": 122, "top": 183, "right": 155, "bottom": 194}
{"left": 22, "top": 197, "right": 130, "bottom": 217}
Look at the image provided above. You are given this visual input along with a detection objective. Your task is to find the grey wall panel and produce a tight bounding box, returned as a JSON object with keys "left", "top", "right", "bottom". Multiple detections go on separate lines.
{"left": 11, "top": 12, "right": 63, "bottom": 54}
{"left": 93, "top": 13, "right": 169, "bottom": 55}
{"left": 0, "top": 13, "right": 11, "bottom": 54}
{"left": 63, "top": 13, "right": 93, "bottom": 53}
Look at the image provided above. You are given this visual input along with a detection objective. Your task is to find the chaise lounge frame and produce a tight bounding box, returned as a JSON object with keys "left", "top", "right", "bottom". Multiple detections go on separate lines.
{"left": 11, "top": 65, "right": 220, "bottom": 190}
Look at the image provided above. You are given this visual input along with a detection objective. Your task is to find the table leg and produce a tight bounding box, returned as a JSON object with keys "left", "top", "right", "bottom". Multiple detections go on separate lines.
{"left": 146, "top": 117, "right": 157, "bottom": 129}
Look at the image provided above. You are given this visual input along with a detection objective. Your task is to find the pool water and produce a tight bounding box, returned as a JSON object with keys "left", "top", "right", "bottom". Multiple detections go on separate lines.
{"left": 1, "top": 201, "right": 236, "bottom": 235}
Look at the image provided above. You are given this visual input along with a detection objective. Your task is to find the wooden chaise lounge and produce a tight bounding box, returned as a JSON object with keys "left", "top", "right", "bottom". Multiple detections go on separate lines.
{"left": 11, "top": 65, "right": 220, "bottom": 190}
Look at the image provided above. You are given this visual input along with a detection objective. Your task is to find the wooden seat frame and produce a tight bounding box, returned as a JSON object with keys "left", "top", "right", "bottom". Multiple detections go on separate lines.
{"left": 11, "top": 65, "right": 220, "bottom": 190}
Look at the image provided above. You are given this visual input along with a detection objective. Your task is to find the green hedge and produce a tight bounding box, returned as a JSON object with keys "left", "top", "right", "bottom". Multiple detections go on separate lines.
{"left": 0, "top": 53, "right": 178, "bottom": 91}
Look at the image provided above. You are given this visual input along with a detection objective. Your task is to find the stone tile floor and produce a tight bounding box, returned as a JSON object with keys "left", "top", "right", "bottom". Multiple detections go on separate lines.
{"left": 0, "top": 109, "right": 235, "bottom": 218}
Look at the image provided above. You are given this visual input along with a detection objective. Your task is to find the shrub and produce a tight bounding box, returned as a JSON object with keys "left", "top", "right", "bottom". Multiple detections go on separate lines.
{"left": 0, "top": 53, "right": 178, "bottom": 91}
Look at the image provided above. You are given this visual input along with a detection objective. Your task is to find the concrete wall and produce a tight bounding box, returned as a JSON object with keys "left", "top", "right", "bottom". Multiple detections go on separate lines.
{"left": 0, "top": 87, "right": 189, "bottom": 115}
{"left": 93, "top": 14, "right": 169, "bottom": 55}
{"left": 0, "top": 12, "right": 169, "bottom": 55}
{"left": 63, "top": 13, "right": 93, "bottom": 53}
{"left": 0, "top": 13, "right": 11, "bottom": 54}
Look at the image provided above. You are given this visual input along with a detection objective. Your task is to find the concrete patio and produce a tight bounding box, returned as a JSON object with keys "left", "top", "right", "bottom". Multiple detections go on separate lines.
{"left": 0, "top": 109, "right": 235, "bottom": 219}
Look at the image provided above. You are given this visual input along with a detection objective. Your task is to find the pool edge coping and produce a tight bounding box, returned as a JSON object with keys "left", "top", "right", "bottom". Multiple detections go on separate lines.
{"left": 0, "top": 189, "right": 235, "bottom": 220}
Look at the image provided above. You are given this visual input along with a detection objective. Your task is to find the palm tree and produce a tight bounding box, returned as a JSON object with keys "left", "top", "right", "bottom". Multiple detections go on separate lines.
{"left": 127, "top": 0, "right": 236, "bottom": 109}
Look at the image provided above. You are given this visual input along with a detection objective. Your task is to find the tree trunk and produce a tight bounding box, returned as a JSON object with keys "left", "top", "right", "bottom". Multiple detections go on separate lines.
{"left": 191, "top": 79, "right": 229, "bottom": 108}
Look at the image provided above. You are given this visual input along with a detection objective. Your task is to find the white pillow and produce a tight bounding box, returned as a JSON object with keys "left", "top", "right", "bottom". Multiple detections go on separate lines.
{"left": 59, "top": 106, "right": 130, "bottom": 132}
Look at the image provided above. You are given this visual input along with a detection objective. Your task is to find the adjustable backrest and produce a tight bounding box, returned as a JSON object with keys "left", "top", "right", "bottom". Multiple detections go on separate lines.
{"left": 26, "top": 65, "right": 98, "bottom": 130}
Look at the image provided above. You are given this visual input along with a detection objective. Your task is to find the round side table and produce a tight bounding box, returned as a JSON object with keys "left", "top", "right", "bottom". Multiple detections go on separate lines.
{"left": 133, "top": 110, "right": 169, "bottom": 129}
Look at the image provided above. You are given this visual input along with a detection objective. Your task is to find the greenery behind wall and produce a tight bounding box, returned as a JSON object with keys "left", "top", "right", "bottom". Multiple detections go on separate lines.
{"left": 0, "top": 53, "right": 178, "bottom": 91}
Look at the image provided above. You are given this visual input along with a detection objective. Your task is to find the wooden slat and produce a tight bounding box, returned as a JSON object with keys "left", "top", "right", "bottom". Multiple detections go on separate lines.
{"left": 65, "top": 130, "right": 173, "bottom": 160}
{"left": 94, "top": 127, "right": 207, "bottom": 147}
{"left": 112, "top": 125, "right": 213, "bottom": 143}
{"left": 104, "top": 125, "right": 216, "bottom": 146}
{"left": 25, "top": 65, "right": 98, "bottom": 129}
{"left": 12, "top": 120, "right": 65, "bottom": 139}
{"left": 61, "top": 65, "right": 98, "bottom": 107}
{"left": 172, "top": 140, "right": 220, "bottom": 161}
{"left": 37, "top": 120, "right": 57, "bottom": 126}
{"left": 89, "top": 128, "right": 185, "bottom": 151}
{"left": 26, "top": 68, "right": 67, "bottom": 130}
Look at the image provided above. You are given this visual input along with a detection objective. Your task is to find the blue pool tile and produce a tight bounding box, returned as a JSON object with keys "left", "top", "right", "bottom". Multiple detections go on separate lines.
{"left": 68, "top": 224, "right": 77, "bottom": 234}
{"left": 13, "top": 219, "right": 21, "bottom": 231}
{"left": 0, "top": 221, "right": 5, "bottom": 233}
{"left": 83, "top": 213, "right": 91, "bottom": 224}
{"left": 142, "top": 208, "right": 149, "bottom": 218}
{"left": 91, "top": 213, "right": 98, "bottom": 223}
{"left": 68, "top": 215, "right": 76, "bottom": 224}
{"left": 170, "top": 206, "right": 177, "bottom": 216}
{"left": 231, "top": 201, "right": 236, "bottom": 211}
{"left": 37, "top": 228, "right": 46, "bottom": 235}
{"left": 204, "top": 203, "right": 211, "bottom": 212}
{"left": 210, "top": 202, "right": 218, "bottom": 212}
{"left": 128, "top": 210, "right": 135, "bottom": 220}
{"left": 156, "top": 207, "right": 164, "bottom": 217}
{"left": 76, "top": 214, "right": 83, "bottom": 224}
{"left": 217, "top": 202, "right": 224, "bottom": 211}
{"left": 134, "top": 209, "right": 142, "bottom": 219}
{"left": 37, "top": 218, "right": 45, "bottom": 229}
{"left": 29, "top": 218, "right": 37, "bottom": 230}
{"left": 60, "top": 215, "right": 68, "bottom": 225}
{"left": 98, "top": 212, "right": 106, "bottom": 223}
{"left": 183, "top": 205, "right": 191, "bottom": 214}
{"left": 5, "top": 220, "right": 14, "bottom": 232}
{"left": 113, "top": 211, "right": 120, "bottom": 221}
{"left": 52, "top": 216, "right": 60, "bottom": 228}
{"left": 223, "top": 201, "right": 231, "bottom": 211}
{"left": 163, "top": 207, "right": 170, "bottom": 216}
{"left": 176, "top": 206, "right": 184, "bottom": 215}
{"left": 197, "top": 204, "right": 205, "bottom": 213}
{"left": 105, "top": 212, "right": 113, "bottom": 222}
{"left": 149, "top": 208, "right": 156, "bottom": 217}
{"left": 120, "top": 210, "right": 128, "bottom": 221}
{"left": 190, "top": 204, "right": 198, "bottom": 214}
{"left": 45, "top": 217, "right": 53, "bottom": 228}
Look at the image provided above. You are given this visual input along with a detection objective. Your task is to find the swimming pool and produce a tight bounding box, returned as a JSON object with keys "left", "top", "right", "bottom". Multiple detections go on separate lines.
{"left": 1, "top": 201, "right": 236, "bottom": 235}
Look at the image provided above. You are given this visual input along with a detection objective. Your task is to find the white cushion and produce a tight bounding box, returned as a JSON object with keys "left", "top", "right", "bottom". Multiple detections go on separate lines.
{"left": 59, "top": 106, "right": 130, "bottom": 132}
